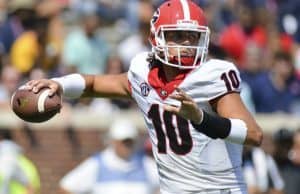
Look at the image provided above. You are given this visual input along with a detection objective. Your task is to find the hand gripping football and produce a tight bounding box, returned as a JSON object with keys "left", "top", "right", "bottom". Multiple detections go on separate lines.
{"left": 11, "top": 87, "right": 62, "bottom": 123}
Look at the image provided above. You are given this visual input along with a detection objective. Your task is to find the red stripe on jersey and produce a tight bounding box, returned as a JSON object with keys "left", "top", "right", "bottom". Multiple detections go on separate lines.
{"left": 148, "top": 66, "right": 191, "bottom": 100}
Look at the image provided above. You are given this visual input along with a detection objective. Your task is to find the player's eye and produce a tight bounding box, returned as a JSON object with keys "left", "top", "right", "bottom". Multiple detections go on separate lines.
{"left": 187, "top": 32, "right": 200, "bottom": 43}
{"left": 164, "top": 31, "right": 182, "bottom": 41}
{"left": 164, "top": 31, "right": 200, "bottom": 45}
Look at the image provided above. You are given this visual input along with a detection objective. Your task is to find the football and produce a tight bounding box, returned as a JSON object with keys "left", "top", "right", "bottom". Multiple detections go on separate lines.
{"left": 11, "top": 87, "right": 62, "bottom": 123}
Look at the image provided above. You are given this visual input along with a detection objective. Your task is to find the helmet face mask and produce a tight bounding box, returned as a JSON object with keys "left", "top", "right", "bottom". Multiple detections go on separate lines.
{"left": 150, "top": 0, "right": 210, "bottom": 69}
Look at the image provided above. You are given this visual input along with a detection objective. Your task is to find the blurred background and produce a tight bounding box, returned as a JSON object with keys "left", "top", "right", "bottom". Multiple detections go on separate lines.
{"left": 1, "top": 0, "right": 300, "bottom": 194}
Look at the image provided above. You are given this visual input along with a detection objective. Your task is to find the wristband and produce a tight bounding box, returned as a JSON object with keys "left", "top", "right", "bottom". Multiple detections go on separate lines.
{"left": 191, "top": 111, "right": 231, "bottom": 139}
{"left": 226, "top": 119, "right": 247, "bottom": 144}
{"left": 51, "top": 74, "right": 86, "bottom": 98}
{"left": 191, "top": 111, "right": 247, "bottom": 144}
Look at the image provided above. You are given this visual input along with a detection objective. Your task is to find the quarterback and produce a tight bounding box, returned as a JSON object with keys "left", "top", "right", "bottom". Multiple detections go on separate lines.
{"left": 26, "top": 0, "right": 263, "bottom": 193}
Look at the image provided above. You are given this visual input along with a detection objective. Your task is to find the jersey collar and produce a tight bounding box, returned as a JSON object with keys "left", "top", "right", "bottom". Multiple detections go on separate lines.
{"left": 148, "top": 65, "right": 191, "bottom": 100}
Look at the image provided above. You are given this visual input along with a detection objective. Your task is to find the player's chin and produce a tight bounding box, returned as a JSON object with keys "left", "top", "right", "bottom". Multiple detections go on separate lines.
{"left": 170, "top": 55, "right": 199, "bottom": 67}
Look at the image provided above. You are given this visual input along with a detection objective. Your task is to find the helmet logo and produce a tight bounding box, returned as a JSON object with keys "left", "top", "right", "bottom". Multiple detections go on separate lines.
{"left": 151, "top": 9, "right": 160, "bottom": 25}
{"left": 177, "top": 19, "right": 198, "bottom": 25}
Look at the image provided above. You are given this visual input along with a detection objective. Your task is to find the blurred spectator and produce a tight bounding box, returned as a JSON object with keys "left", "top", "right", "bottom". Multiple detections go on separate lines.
{"left": 62, "top": 6, "right": 109, "bottom": 75}
{"left": 116, "top": 0, "right": 153, "bottom": 70}
{"left": 289, "top": 129, "right": 300, "bottom": 165}
{"left": 118, "top": 20, "right": 151, "bottom": 70}
{"left": 28, "top": 68, "right": 46, "bottom": 80}
{"left": 250, "top": 51, "right": 300, "bottom": 113}
{"left": 96, "top": 0, "right": 153, "bottom": 34}
{"left": 240, "top": 43, "right": 265, "bottom": 85}
{"left": 0, "top": 129, "right": 40, "bottom": 194}
{"left": 201, "top": 0, "right": 233, "bottom": 43}
{"left": 9, "top": 27, "right": 39, "bottom": 74}
{"left": 0, "top": 0, "right": 7, "bottom": 24}
{"left": 240, "top": 82, "right": 256, "bottom": 114}
{"left": 105, "top": 55, "right": 133, "bottom": 109}
{"left": 219, "top": 1, "right": 271, "bottom": 67}
{"left": 9, "top": 15, "right": 60, "bottom": 76}
{"left": 273, "top": 128, "right": 300, "bottom": 194}
{"left": 0, "top": 65, "right": 40, "bottom": 149}
{"left": 239, "top": 43, "right": 264, "bottom": 114}
{"left": 34, "top": 0, "right": 67, "bottom": 76}
{"left": 96, "top": 0, "right": 132, "bottom": 28}
{"left": 59, "top": 119, "right": 159, "bottom": 194}
{"left": 0, "top": 65, "right": 21, "bottom": 107}
{"left": 0, "top": 0, "right": 36, "bottom": 55}
{"left": 82, "top": 55, "right": 134, "bottom": 112}
{"left": 207, "top": 42, "right": 228, "bottom": 60}
{"left": 242, "top": 147, "right": 284, "bottom": 194}
{"left": 105, "top": 55, "right": 125, "bottom": 74}
{"left": 277, "top": 0, "right": 300, "bottom": 43}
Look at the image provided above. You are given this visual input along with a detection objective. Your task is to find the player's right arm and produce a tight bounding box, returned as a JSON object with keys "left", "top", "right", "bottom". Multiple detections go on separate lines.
{"left": 26, "top": 73, "right": 131, "bottom": 99}
{"left": 82, "top": 73, "right": 131, "bottom": 98}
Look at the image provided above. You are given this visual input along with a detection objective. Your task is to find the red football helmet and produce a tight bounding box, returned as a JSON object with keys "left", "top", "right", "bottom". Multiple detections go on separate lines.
{"left": 150, "top": 0, "right": 210, "bottom": 69}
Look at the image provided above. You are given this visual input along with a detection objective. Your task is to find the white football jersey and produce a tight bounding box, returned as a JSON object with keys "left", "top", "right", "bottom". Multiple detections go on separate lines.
{"left": 128, "top": 52, "right": 247, "bottom": 194}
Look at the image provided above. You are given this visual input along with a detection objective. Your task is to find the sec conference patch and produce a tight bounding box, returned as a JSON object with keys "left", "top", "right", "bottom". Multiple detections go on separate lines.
{"left": 140, "top": 82, "right": 150, "bottom": 97}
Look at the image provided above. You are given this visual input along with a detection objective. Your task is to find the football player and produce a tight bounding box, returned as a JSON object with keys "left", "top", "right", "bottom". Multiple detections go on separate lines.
{"left": 26, "top": 0, "right": 263, "bottom": 193}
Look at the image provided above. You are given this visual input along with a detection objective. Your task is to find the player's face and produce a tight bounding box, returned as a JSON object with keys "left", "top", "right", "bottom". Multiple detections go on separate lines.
{"left": 164, "top": 30, "right": 200, "bottom": 57}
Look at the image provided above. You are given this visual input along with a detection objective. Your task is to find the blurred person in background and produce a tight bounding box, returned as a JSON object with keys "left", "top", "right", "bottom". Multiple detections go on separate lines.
{"left": 84, "top": 0, "right": 127, "bottom": 24}
{"left": 0, "top": 0, "right": 36, "bottom": 55}
{"left": 62, "top": 3, "right": 109, "bottom": 75}
{"left": 104, "top": 55, "right": 134, "bottom": 110}
{"left": 242, "top": 147, "right": 284, "bottom": 194}
{"left": 0, "top": 65, "right": 21, "bottom": 107}
{"left": 199, "top": 0, "right": 233, "bottom": 43}
{"left": 0, "top": 129, "right": 40, "bottom": 194}
{"left": 277, "top": 0, "right": 300, "bottom": 44}
{"left": 118, "top": 21, "right": 152, "bottom": 71}
{"left": 33, "top": 0, "right": 67, "bottom": 76}
{"left": 96, "top": 0, "right": 154, "bottom": 35}
{"left": 9, "top": 0, "right": 67, "bottom": 77}
{"left": 88, "top": 55, "right": 134, "bottom": 113}
{"left": 280, "top": 128, "right": 300, "bottom": 194}
{"left": 9, "top": 13, "right": 60, "bottom": 76}
{"left": 240, "top": 43, "right": 265, "bottom": 89}
{"left": 289, "top": 129, "right": 300, "bottom": 166}
{"left": 0, "top": 65, "right": 40, "bottom": 148}
{"left": 219, "top": 0, "right": 272, "bottom": 68}
{"left": 238, "top": 43, "right": 265, "bottom": 114}
{"left": 250, "top": 51, "right": 300, "bottom": 113}
{"left": 59, "top": 119, "right": 159, "bottom": 194}
{"left": 117, "top": 0, "right": 153, "bottom": 70}
{"left": 273, "top": 128, "right": 300, "bottom": 194}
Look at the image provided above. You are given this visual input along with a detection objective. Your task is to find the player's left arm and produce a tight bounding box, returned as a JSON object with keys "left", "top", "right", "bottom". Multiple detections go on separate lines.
{"left": 212, "top": 92, "right": 263, "bottom": 146}
{"left": 164, "top": 88, "right": 263, "bottom": 146}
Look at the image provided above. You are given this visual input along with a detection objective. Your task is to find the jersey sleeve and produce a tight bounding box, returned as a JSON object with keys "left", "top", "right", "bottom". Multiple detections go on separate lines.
{"left": 199, "top": 59, "right": 242, "bottom": 101}
{"left": 127, "top": 52, "right": 150, "bottom": 101}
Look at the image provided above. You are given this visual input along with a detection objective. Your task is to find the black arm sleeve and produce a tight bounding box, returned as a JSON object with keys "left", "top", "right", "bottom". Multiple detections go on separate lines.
{"left": 191, "top": 111, "right": 231, "bottom": 139}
